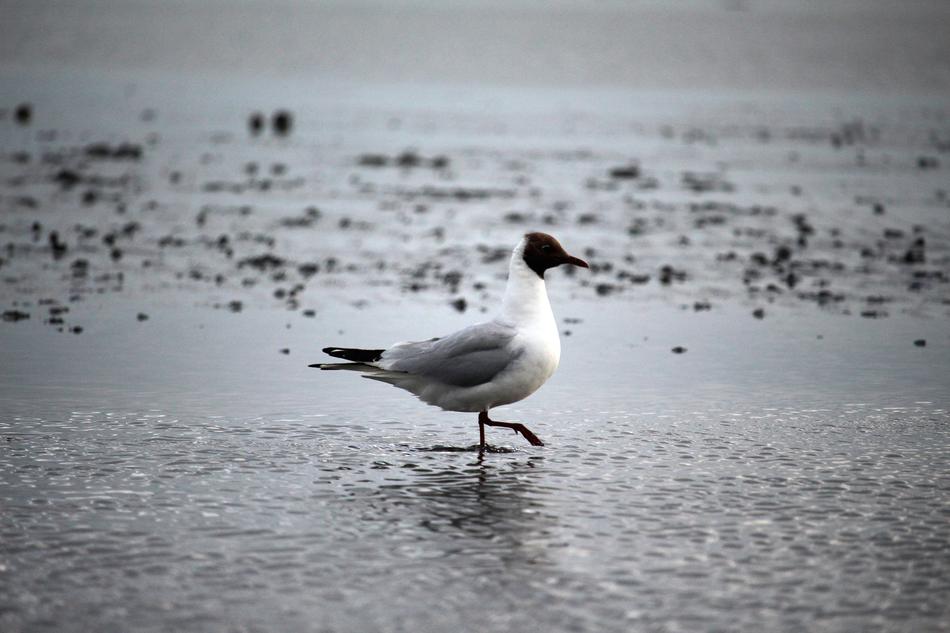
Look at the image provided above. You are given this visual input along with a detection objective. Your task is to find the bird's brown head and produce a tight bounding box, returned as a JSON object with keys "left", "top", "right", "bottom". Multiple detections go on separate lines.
{"left": 521, "top": 232, "right": 589, "bottom": 279}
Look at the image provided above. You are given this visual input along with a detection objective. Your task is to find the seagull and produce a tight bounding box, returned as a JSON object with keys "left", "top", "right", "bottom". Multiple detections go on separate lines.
{"left": 311, "top": 232, "right": 589, "bottom": 449}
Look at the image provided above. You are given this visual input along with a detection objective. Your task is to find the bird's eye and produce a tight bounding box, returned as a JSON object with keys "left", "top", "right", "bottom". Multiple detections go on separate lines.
{"left": 541, "top": 244, "right": 551, "bottom": 251}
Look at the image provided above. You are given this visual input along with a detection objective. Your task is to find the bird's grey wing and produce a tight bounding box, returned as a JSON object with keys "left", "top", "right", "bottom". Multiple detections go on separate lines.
{"left": 379, "top": 321, "right": 519, "bottom": 388}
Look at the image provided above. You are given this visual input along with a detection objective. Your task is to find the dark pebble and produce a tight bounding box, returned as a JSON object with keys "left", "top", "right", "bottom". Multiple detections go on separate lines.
{"left": 2, "top": 310, "right": 30, "bottom": 322}
{"left": 302, "top": 309, "right": 316, "bottom": 317}
{"left": 358, "top": 154, "right": 388, "bottom": 167}
{"left": 238, "top": 253, "right": 286, "bottom": 271}
{"left": 608, "top": 165, "right": 640, "bottom": 180}
{"left": 248, "top": 112, "right": 264, "bottom": 135}
{"left": 397, "top": 151, "right": 421, "bottom": 168}
{"left": 137, "top": 313, "right": 149, "bottom": 321}
{"left": 54, "top": 169, "right": 81, "bottom": 190}
{"left": 914, "top": 339, "right": 926, "bottom": 347}
{"left": 658, "top": 265, "right": 686, "bottom": 285}
{"left": 14, "top": 103, "right": 32, "bottom": 125}
{"left": 49, "top": 232, "right": 68, "bottom": 259}
{"left": 298, "top": 263, "right": 319, "bottom": 277}
{"left": 71, "top": 326, "right": 82, "bottom": 334}
{"left": 227, "top": 300, "right": 243, "bottom": 313}
{"left": 280, "top": 348, "right": 290, "bottom": 355}
{"left": 752, "top": 308, "right": 765, "bottom": 319}
{"left": 451, "top": 298, "right": 467, "bottom": 313}
{"left": 671, "top": 346, "right": 687, "bottom": 354}
{"left": 272, "top": 110, "right": 293, "bottom": 136}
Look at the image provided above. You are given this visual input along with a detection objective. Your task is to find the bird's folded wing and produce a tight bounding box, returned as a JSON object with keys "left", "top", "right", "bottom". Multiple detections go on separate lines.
{"left": 379, "top": 321, "right": 520, "bottom": 388}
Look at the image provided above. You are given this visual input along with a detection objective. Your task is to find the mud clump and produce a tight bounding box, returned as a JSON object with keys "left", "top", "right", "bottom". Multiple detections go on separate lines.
{"left": 272, "top": 110, "right": 293, "bottom": 136}
{"left": 608, "top": 165, "right": 640, "bottom": 180}
{"left": 14, "top": 103, "right": 32, "bottom": 125}
{"left": 238, "top": 254, "right": 286, "bottom": 271}
{"left": 2, "top": 310, "right": 30, "bottom": 322}
{"left": 85, "top": 143, "right": 143, "bottom": 161}
{"left": 248, "top": 112, "right": 264, "bottom": 136}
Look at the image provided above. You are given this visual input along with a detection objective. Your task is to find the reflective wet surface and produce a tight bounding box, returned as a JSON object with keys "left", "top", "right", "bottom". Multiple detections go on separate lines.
{"left": 2, "top": 394, "right": 949, "bottom": 632}
{"left": 2, "top": 298, "right": 950, "bottom": 632}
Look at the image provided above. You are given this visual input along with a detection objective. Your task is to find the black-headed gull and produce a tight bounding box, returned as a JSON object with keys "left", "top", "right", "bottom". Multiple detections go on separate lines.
{"left": 311, "top": 232, "right": 589, "bottom": 448}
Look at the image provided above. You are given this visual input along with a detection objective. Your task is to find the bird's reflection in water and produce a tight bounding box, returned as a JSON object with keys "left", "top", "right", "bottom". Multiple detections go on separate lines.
{"left": 375, "top": 451, "right": 555, "bottom": 563}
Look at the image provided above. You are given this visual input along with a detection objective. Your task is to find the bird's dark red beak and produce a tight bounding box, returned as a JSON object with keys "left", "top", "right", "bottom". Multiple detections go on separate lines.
{"left": 564, "top": 254, "right": 589, "bottom": 269}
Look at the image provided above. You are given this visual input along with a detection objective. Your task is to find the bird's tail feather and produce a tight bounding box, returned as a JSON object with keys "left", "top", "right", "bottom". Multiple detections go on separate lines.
{"left": 322, "top": 347, "right": 384, "bottom": 362}
{"left": 309, "top": 362, "right": 381, "bottom": 372}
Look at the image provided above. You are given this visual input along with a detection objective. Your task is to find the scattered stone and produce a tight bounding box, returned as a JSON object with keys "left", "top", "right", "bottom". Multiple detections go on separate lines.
{"left": 302, "top": 309, "right": 316, "bottom": 317}
{"left": 49, "top": 232, "right": 68, "bottom": 259}
{"left": 227, "top": 300, "right": 243, "bottom": 313}
{"left": 85, "top": 143, "right": 142, "bottom": 161}
{"left": 608, "top": 165, "right": 640, "bottom": 180}
{"left": 238, "top": 253, "right": 285, "bottom": 271}
{"left": 396, "top": 151, "right": 421, "bottom": 168}
{"left": 71, "top": 326, "right": 83, "bottom": 334}
{"left": 752, "top": 308, "right": 765, "bottom": 319}
{"left": 53, "top": 169, "right": 81, "bottom": 190}
{"left": 671, "top": 346, "right": 687, "bottom": 354}
{"left": 2, "top": 310, "right": 30, "bottom": 322}
{"left": 279, "top": 348, "right": 290, "bottom": 354}
{"left": 902, "top": 238, "right": 926, "bottom": 264}
{"left": 137, "top": 313, "right": 149, "bottom": 321}
{"left": 658, "top": 265, "right": 686, "bottom": 285}
{"left": 914, "top": 339, "right": 926, "bottom": 347}
{"left": 248, "top": 112, "right": 264, "bottom": 136}
{"left": 272, "top": 110, "right": 293, "bottom": 136}
{"left": 358, "top": 154, "right": 388, "bottom": 167}
{"left": 298, "top": 263, "right": 320, "bottom": 277}
{"left": 450, "top": 297, "right": 467, "bottom": 313}
{"left": 14, "top": 103, "right": 32, "bottom": 125}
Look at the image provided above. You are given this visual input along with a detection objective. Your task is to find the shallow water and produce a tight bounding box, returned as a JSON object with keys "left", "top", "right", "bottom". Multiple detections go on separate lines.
{"left": 2, "top": 396, "right": 949, "bottom": 632}
{"left": 2, "top": 302, "right": 950, "bottom": 632}
{"left": 2, "top": 32, "right": 950, "bottom": 633}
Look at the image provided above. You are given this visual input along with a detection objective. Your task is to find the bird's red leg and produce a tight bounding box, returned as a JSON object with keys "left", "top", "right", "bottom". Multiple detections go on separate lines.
{"left": 478, "top": 411, "right": 544, "bottom": 447}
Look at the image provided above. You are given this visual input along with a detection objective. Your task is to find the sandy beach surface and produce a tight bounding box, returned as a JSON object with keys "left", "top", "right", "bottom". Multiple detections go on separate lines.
{"left": 2, "top": 1, "right": 949, "bottom": 632}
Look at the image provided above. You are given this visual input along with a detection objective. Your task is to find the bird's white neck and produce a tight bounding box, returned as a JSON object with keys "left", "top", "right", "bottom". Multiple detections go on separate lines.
{"left": 500, "top": 240, "right": 555, "bottom": 328}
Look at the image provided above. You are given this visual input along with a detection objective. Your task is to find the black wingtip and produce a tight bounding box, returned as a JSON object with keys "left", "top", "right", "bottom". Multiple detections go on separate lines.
{"left": 322, "top": 346, "right": 384, "bottom": 362}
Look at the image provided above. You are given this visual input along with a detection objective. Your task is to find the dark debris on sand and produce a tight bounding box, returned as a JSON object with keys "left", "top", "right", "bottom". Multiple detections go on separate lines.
{"left": 1, "top": 92, "right": 948, "bottom": 333}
